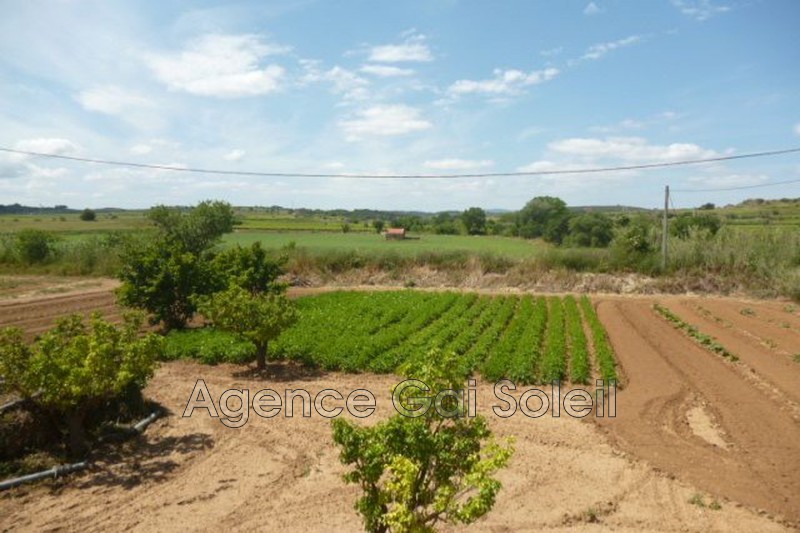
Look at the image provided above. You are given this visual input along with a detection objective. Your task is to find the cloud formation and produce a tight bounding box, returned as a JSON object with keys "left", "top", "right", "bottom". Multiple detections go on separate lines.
{"left": 339, "top": 105, "right": 432, "bottom": 140}
{"left": 146, "top": 34, "right": 289, "bottom": 97}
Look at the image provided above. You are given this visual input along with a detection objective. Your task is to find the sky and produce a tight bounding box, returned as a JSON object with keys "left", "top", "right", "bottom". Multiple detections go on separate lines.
{"left": 1, "top": 0, "right": 799, "bottom": 211}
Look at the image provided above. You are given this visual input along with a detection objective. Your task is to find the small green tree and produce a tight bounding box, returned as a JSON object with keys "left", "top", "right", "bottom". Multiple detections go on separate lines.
{"left": 332, "top": 351, "right": 514, "bottom": 533}
{"left": 15, "top": 229, "right": 56, "bottom": 264}
{"left": 566, "top": 213, "right": 614, "bottom": 247}
{"left": 373, "top": 220, "right": 385, "bottom": 234}
{"left": 117, "top": 200, "right": 236, "bottom": 329}
{"left": 196, "top": 285, "right": 298, "bottom": 370}
{"left": 0, "top": 313, "right": 161, "bottom": 456}
{"left": 79, "top": 208, "right": 97, "bottom": 221}
{"left": 212, "top": 242, "right": 287, "bottom": 295}
{"left": 461, "top": 207, "right": 487, "bottom": 235}
{"left": 516, "top": 196, "right": 571, "bottom": 244}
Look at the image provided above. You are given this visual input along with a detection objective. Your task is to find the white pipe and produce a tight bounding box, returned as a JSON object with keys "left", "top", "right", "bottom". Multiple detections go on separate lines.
{"left": 0, "top": 461, "right": 88, "bottom": 491}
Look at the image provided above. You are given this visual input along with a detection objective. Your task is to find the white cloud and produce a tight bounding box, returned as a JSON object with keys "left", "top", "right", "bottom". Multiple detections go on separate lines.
{"left": 540, "top": 47, "right": 563, "bottom": 57}
{"left": 360, "top": 64, "right": 414, "bottom": 77}
{"left": 223, "top": 149, "right": 246, "bottom": 162}
{"left": 794, "top": 123, "right": 800, "bottom": 136}
{"left": 448, "top": 67, "right": 559, "bottom": 96}
{"left": 582, "top": 35, "right": 641, "bottom": 61}
{"left": 423, "top": 159, "right": 494, "bottom": 170}
{"left": 339, "top": 105, "right": 432, "bottom": 140}
{"left": 130, "top": 144, "right": 153, "bottom": 155}
{"left": 687, "top": 173, "right": 769, "bottom": 188}
{"left": 583, "top": 2, "right": 603, "bottom": 15}
{"left": 548, "top": 136, "right": 718, "bottom": 162}
{"left": 146, "top": 34, "right": 288, "bottom": 97}
{"left": 671, "top": 0, "right": 730, "bottom": 21}
{"left": 368, "top": 32, "right": 433, "bottom": 63}
{"left": 300, "top": 62, "right": 369, "bottom": 100}
{"left": 76, "top": 86, "right": 153, "bottom": 115}
{"left": 14, "top": 138, "right": 80, "bottom": 158}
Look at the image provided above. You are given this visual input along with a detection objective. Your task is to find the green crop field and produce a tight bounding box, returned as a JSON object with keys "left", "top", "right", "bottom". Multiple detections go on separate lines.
{"left": 272, "top": 291, "right": 618, "bottom": 384}
{"left": 223, "top": 230, "right": 545, "bottom": 259}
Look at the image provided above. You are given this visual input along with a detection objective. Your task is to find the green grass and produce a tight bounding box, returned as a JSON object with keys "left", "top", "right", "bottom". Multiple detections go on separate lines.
{"left": 223, "top": 230, "right": 545, "bottom": 259}
{"left": 266, "top": 290, "right": 617, "bottom": 384}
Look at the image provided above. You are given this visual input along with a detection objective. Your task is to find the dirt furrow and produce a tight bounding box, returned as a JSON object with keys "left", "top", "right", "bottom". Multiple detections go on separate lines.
{"left": 595, "top": 299, "right": 800, "bottom": 524}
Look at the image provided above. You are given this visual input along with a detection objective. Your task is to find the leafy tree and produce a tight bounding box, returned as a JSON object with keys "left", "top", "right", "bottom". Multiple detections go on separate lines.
{"left": 432, "top": 213, "right": 459, "bottom": 235}
{"left": 332, "top": 351, "right": 514, "bottom": 533}
{"left": 212, "top": 242, "right": 287, "bottom": 295}
{"left": 79, "top": 208, "right": 97, "bottom": 221}
{"left": 117, "top": 201, "right": 236, "bottom": 329}
{"left": 699, "top": 202, "right": 715, "bottom": 210}
{"left": 516, "top": 196, "right": 571, "bottom": 244}
{"left": 148, "top": 200, "right": 235, "bottom": 255}
{"left": 15, "top": 229, "right": 57, "bottom": 264}
{"left": 196, "top": 285, "right": 298, "bottom": 370}
{"left": 0, "top": 312, "right": 161, "bottom": 456}
{"left": 460, "top": 207, "right": 487, "bottom": 235}
{"left": 373, "top": 219, "right": 385, "bottom": 234}
{"left": 566, "top": 213, "right": 614, "bottom": 248}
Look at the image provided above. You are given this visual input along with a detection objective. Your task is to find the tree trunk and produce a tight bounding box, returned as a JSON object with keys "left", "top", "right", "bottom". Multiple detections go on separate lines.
{"left": 256, "top": 342, "right": 267, "bottom": 370}
{"left": 66, "top": 409, "right": 88, "bottom": 458}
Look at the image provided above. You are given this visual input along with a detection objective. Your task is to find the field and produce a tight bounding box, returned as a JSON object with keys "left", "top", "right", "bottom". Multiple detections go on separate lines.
{"left": 0, "top": 282, "right": 798, "bottom": 530}
{"left": 224, "top": 231, "right": 544, "bottom": 259}
{"left": 272, "top": 291, "right": 616, "bottom": 384}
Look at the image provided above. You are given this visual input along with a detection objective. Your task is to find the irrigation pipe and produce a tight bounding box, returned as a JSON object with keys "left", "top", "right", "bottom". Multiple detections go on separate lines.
{"left": 0, "top": 462, "right": 89, "bottom": 491}
{"left": 0, "top": 410, "right": 161, "bottom": 491}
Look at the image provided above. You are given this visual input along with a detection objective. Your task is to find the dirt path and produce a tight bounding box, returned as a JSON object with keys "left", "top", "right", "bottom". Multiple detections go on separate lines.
{"left": 595, "top": 298, "right": 800, "bottom": 524}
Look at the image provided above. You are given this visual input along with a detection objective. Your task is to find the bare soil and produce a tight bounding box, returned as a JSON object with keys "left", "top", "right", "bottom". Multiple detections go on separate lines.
{"left": 0, "top": 278, "right": 798, "bottom": 531}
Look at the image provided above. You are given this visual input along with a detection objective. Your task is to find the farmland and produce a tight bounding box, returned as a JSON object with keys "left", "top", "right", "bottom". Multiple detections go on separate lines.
{"left": 0, "top": 285, "right": 799, "bottom": 530}
{"left": 272, "top": 291, "right": 617, "bottom": 384}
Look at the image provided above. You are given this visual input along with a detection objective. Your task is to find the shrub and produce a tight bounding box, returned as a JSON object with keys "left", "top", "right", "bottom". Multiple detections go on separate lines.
{"left": 79, "top": 208, "right": 96, "bottom": 221}
{"left": 332, "top": 351, "right": 514, "bottom": 533}
{"left": 0, "top": 312, "right": 161, "bottom": 456}
{"left": 196, "top": 285, "right": 298, "bottom": 369}
{"left": 15, "top": 229, "right": 56, "bottom": 264}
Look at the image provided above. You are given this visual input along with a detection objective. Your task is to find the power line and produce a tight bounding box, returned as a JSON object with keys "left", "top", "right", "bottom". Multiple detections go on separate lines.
{"left": 1, "top": 145, "right": 799, "bottom": 180}
{"left": 671, "top": 177, "right": 800, "bottom": 193}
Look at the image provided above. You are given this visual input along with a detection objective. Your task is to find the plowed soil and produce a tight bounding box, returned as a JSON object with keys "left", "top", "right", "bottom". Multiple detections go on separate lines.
{"left": 0, "top": 280, "right": 798, "bottom": 531}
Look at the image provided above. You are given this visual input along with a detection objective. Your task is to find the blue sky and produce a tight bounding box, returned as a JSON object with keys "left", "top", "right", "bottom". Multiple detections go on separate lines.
{"left": 1, "top": 0, "right": 799, "bottom": 210}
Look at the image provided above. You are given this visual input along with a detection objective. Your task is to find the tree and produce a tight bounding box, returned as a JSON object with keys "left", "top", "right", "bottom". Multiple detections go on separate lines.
{"left": 196, "top": 285, "right": 298, "bottom": 370}
{"left": 117, "top": 201, "right": 236, "bottom": 330}
{"left": 516, "top": 196, "right": 571, "bottom": 244}
{"left": 332, "top": 351, "right": 514, "bottom": 533}
{"left": 212, "top": 242, "right": 287, "bottom": 295}
{"left": 15, "top": 229, "right": 56, "bottom": 264}
{"left": 566, "top": 213, "right": 614, "bottom": 248}
{"left": 373, "top": 220, "right": 385, "bottom": 234}
{"left": 432, "top": 213, "right": 459, "bottom": 235}
{"left": 0, "top": 313, "right": 161, "bottom": 456}
{"left": 79, "top": 208, "right": 97, "bottom": 221}
{"left": 460, "top": 207, "right": 487, "bottom": 235}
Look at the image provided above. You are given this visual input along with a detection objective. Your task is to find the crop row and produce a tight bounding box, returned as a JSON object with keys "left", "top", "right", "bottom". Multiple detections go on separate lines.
{"left": 653, "top": 303, "right": 739, "bottom": 361}
{"left": 272, "top": 291, "right": 620, "bottom": 384}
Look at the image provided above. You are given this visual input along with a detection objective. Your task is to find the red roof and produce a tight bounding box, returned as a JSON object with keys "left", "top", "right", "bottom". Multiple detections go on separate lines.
{"left": 385, "top": 228, "right": 406, "bottom": 235}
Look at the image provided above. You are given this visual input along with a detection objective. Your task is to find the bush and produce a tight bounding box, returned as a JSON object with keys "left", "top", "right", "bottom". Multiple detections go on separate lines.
{"left": 163, "top": 328, "right": 256, "bottom": 364}
{"left": 565, "top": 213, "right": 614, "bottom": 248}
{"left": 332, "top": 351, "right": 514, "bottom": 532}
{"left": 0, "top": 312, "right": 161, "bottom": 456}
{"left": 196, "top": 285, "right": 298, "bottom": 369}
{"left": 15, "top": 229, "right": 56, "bottom": 264}
{"left": 79, "top": 208, "right": 96, "bottom": 221}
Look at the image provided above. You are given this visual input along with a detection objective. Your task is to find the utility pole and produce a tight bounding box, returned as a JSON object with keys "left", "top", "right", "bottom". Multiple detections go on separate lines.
{"left": 662, "top": 185, "right": 669, "bottom": 271}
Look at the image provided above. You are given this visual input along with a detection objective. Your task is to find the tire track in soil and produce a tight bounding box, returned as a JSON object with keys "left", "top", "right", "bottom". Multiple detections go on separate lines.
{"left": 667, "top": 299, "right": 800, "bottom": 408}
{"left": 594, "top": 298, "right": 800, "bottom": 525}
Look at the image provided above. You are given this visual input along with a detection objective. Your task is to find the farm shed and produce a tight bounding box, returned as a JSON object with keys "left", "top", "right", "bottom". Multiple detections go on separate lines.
{"left": 384, "top": 228, "right": 406, "bottom": 240}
